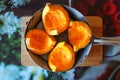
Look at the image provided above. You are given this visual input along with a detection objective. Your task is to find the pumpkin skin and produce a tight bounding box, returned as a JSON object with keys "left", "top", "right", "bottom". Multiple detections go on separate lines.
{"left": 42, "top": 4, "right": 70, "bottom": 35}
{"left": 26, "top": 29, "right": 56, "bottom": 55}
{"left": 68, "top": 21, "right": 92, "bottom": 52}
{"left": 48, "top": 42, "right": 75, "bottom": 72}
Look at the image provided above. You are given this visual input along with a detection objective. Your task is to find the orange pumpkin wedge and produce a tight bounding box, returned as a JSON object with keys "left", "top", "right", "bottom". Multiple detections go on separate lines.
{"left": 42, "top": 4, "right": 70, "bottom": 35}
{"left": 68, "top": 21, "right": 92, "bottom": 52}
{"left": 48, "top": 42, "right": 75, "bottom": 72}
{"left": 26, "top": 29, "right": 56, "bottom": 55}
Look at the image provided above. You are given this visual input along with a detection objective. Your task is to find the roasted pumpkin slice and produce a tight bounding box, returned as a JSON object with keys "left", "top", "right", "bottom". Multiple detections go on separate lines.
{"left": 42, "top": 4, "right": 70, "bottom": 35}
{"left": 26, "top": 29, "right": 56, "bottom": 55}
{"left": 68, "top": 21, "right": 92, "bottom": 52}
{"left": 48, "top": 42, "right": 75, "bottom": 72}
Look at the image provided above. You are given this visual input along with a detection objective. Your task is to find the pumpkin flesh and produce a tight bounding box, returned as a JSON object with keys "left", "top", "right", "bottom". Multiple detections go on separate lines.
{"left": 42, "top": 4, "right": 70, "bottom": 35}
{"left": 26, "top": 29, "right": 56, "bottom": 55}
{"left": 68, "top": 21, "right": 92, "bottom": 52}
{"left": 48, "top": 42, "right": 75, "bottom": 72}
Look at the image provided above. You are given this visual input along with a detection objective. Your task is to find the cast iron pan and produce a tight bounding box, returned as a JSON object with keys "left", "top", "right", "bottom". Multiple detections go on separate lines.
{"left": 24, "top": 4, "right": 120, "bottom": 72}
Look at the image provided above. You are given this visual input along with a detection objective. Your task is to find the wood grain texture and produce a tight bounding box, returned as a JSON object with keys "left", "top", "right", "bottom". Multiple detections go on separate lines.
{"left": 21, "top": 16, "right": 103, "bottom": 66}
{"left": 80, "top": 16, "right": 103, "bottom": 66}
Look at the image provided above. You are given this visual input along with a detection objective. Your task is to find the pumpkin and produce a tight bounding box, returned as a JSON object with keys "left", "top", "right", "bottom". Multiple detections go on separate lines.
{"left": 48, "top": 42, "right": 75, "bottom": 72}
{"left": 68, "top": 21, "right": 92, "bottom": 52}
{"left": 42, "top": 4, "right": 70, "bottom": 35}
{"left": 26, "top": 29, "right": 56, "bottom": 55}
{"left": 25, "top": 4, "right": 92, "bottom": 72}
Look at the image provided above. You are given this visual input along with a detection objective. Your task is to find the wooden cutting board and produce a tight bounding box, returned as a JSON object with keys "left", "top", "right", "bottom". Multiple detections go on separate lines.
{"left": 21, "top": 16, "right": 103, "bottom": 66}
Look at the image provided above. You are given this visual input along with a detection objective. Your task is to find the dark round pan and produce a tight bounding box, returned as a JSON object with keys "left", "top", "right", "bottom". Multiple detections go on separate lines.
{"left": 24, "top": 4, "right": 120, "bottom": 72}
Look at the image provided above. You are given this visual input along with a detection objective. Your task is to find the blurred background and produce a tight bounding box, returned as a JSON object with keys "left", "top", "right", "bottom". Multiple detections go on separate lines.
{"left": 0, "top": 0, "right": 120, "bottom": 80}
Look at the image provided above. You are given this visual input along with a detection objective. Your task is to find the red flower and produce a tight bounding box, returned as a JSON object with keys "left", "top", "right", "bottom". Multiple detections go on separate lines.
{"left": 111, "top": 11, "right": 120, "bottom": 23}
{"left": 102, "top": 2, "right": 117, "bottom": 15}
